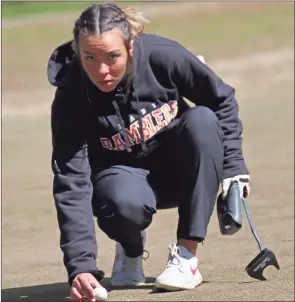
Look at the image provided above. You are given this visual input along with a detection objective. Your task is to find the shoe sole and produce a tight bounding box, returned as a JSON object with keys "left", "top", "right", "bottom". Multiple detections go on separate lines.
{"left": 154, "top": 275, "right": 203, "bottom": 291}
{"left": 111, "top": 280, "right": 146, "bottom": 287}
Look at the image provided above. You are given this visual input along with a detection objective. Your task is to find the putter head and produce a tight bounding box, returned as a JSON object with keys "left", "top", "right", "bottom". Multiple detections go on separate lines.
{"left": 245, "top": 248, "right": 280, "bottom": 281}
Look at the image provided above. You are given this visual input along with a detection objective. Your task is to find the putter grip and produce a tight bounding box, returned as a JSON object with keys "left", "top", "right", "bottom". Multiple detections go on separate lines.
{"left": 217, "top": 181, "right": 242, "bottom": 235}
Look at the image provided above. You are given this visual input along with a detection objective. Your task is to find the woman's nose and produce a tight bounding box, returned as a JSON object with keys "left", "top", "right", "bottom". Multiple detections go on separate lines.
{"left": 97, "top": 63, "right": 109, "bottom": 76}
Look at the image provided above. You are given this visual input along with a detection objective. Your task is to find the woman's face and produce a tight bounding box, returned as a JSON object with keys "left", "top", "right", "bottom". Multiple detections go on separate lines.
{"left": 79, "top": 30, "right": 133, "bottom": 92}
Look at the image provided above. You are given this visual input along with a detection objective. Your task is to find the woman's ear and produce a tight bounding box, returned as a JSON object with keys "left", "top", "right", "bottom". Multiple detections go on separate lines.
{"left": 71, "top": 40, "right": 77, "bottom": 52}
{"left": 129, "top": 39, "right": 134, "bottom": 57}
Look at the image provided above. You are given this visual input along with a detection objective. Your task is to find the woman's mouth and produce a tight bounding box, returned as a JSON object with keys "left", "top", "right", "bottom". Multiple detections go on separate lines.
{"left": 98, "top": 79, "right": 113, "bottom": 85}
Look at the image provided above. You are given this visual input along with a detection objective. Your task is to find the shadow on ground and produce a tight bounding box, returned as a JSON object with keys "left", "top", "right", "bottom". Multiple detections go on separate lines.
{"left": 2, "top": 277, "right": 263, "bottom": 301}
{"left": 1, "top": 277, "right": 158, "bottom": 301}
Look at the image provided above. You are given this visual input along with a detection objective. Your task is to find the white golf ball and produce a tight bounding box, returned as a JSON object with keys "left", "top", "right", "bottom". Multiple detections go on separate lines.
{"left": 94, "top": 286, "right": 108, "bottom": 301}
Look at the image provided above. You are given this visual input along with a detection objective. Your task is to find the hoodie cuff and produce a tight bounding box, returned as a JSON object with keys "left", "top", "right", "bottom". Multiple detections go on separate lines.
{"left": 222, "top": 165, "right": 250, "bottom": 180}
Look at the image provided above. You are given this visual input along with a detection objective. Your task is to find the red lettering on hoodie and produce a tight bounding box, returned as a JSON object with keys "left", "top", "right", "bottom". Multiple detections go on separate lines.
{"left": 152, "top": 109, "right": 167, "bottom": 130}
{"left": 100, "top": 102, "right": 179, "bottom": 151}
{"left": 169, "top": 100, "right": 178, "bottom": 118}
{"left": 126, "top": 123, "right": 141, "bottom": 145}
{"left": 145, "top": 113, "right": 157, "bottom": 136}
{"left": 162, "top": 103, "right": 172, "bottom": 124}
{"left": 112, "top": 133, "right": 126, "bottom": 150}
{"left": 100, "top": 138, "right": 113, "bottom": 150}
{"left": 140, "top": 118, "right": 152, "bottom": 140}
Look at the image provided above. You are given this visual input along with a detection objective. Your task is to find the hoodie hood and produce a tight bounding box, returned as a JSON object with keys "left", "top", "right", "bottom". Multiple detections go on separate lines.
{"left": 48, "top": 37, "right": 149, "bottom": 156}
{"left": 47, "top": 40, "right": 79, "bottom": 88}
{"left": 47, "top": 39, "right": 135, "bottom": 92}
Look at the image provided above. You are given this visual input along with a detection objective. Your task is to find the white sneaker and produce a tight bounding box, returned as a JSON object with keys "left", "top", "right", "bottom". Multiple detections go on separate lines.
{"left": 111, "top": 231, "right": 146, "bottom": 286}
{"left": 155, "top": 243, "right": 203, "bottom": 291}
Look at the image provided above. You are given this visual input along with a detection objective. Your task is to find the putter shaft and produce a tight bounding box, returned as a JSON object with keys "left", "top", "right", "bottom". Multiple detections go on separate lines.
{"left": 241, "top": 197, "right": 264, "bottom": 251}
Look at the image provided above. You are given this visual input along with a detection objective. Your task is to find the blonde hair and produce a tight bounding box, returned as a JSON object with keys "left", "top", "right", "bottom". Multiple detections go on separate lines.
{"left": 73, "top": 3, "right": 150, "bottom": 47}
{"left": 123, "top": 7, "right": 151, "bottom": 38}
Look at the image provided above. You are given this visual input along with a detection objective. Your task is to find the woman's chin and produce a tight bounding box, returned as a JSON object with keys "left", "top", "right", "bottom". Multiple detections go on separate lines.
{"left": 96, "top": 81, "right": 117, "bottom": 93}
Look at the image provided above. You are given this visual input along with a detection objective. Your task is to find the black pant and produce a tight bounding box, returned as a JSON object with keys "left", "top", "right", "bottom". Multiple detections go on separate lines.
{"left": 92, "top": 106, "right": 224, "bottom": 257}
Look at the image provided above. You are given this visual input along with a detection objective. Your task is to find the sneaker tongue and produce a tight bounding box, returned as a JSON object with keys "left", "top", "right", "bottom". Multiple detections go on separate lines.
{"left": 177, "top": 246, "right": 193, "bottom": 260}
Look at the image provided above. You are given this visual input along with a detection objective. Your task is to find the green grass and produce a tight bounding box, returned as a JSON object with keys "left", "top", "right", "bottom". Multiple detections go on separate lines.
{"left": 147, "top": 5, "right": 293, "bottom": 58}
{"left": 1, "top": 1, "right": 141, "bottom": 19}
{"left": 2, "top": 3, "right": 294, "bottom": 97}
{"left": 2, "top": 1, "right": 92, "bottom": 18}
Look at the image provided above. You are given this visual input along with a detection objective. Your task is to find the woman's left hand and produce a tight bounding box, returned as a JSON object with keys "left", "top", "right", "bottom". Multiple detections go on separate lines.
{"left": 221, "top": 174, "right": 250, "bottom": 199}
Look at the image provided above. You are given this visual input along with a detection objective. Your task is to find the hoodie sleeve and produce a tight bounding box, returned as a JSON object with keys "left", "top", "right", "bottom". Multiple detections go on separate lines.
{"left": 51, "top": 87, "right": 104, "bottom": 285}
{"left": 151, "top": 45, "right": 249, "bottom": 180}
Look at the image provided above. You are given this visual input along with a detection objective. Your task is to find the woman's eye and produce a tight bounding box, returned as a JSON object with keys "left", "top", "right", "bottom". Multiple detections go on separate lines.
{"left": 108, "top": 54, "right": 118, "bottom": 61}
{"left": 86, "top": 56, "right": 96, "bottom": 62}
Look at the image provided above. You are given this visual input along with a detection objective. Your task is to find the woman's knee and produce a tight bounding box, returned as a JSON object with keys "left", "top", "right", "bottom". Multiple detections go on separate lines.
{"left": 95, "top": 193, "right": 155, "bottom": 225}
{"left": 181, "top": 106, "right": 218, "bottom": 129}
{"left": 92, "top": 174, "right": 157, "bottom": 233}
{"left": 179, "top": 106, "right": 223, "bottom": 146}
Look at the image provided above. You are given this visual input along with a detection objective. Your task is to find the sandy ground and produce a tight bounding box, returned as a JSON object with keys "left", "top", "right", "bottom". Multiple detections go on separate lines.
{"left": 2, "top": 46, "right": 294, "bottom": 301}
{"left": 2, "top": 2, "right": 294, "bottom": 301}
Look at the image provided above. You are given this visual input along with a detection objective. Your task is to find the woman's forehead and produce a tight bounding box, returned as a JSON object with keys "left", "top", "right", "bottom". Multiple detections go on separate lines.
{"left": 79, "top": 30, "right": 125, "bottom": 51}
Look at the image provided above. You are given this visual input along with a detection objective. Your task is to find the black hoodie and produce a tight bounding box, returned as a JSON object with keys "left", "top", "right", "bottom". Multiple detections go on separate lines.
{"left": 48, "top": 33, "right": 249, "bottom": 284}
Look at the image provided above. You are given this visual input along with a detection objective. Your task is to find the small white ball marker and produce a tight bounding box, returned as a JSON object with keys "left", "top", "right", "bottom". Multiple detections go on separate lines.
{"left": 94, "top": 286, "right": 108, "bottom": 301}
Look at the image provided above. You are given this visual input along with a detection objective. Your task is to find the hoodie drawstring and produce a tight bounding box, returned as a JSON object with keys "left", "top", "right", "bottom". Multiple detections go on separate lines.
{"left": 134, "top": 93, "right": 148, "bottom": 154}
{"left": 112, "top": 98, "right": 132, "bottom": 153}
{"left": 86, "top": 77, "right": 148, "bottom": 156}
{"left": 112, "top": 87, "right": 147, "bottom": 155}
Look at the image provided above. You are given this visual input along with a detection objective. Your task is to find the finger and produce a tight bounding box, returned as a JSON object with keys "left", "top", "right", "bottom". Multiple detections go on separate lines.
{"left": 71, "top": 279, "right": 87, "bottom": 301}
{"left": 72, "top": 279, "right": 83, "bottom": 294}
{"left": 80, "top": 280, "right": 96, "bottom": 301}
{"left": 243, "top": 185, "right": 250, "bottom": 198}
{"left": 221, "top": 183, "right": 229, "bottom": 198}
{"left": 240, "top": 183, "right": 248, "bottom": 198}
{"left": 222, "top": 187, "right": 230, "bottom": 199}
{"left": 70, "top": 287, "right": 83, "bottom": 302}
{"left": 90, "top": 281, "right": 99, "bottom": 289}
{"left": 221, "top": 179, "right": 231, "bottom": 199}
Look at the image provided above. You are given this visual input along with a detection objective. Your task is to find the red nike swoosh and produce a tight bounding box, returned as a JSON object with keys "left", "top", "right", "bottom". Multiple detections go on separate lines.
{"left": 190, "top": 265, "right": 198, "bottom": 275}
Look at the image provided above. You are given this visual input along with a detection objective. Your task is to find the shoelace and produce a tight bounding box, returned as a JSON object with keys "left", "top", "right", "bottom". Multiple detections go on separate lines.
{"left": 166, "top": 243, "right": 183, "bottom": 268}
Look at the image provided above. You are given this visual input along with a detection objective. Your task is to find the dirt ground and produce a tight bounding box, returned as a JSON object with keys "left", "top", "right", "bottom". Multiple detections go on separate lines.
{"left": 2, "top": 3, "right": 294, "bottom": 302}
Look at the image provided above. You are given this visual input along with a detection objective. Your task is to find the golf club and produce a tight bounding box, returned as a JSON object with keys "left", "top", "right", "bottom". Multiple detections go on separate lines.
{"left": 241, "top": 196, "right": 280, "bottom": 281}
{"left": 217, "top": 181, "right": 280, "bottom": 281}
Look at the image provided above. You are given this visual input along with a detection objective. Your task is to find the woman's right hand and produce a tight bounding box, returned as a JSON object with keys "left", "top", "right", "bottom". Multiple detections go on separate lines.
{"left": 70, "top": 273, "right": 101, "bottom": 301}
